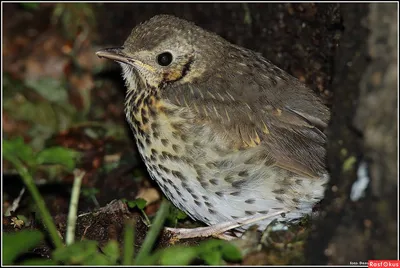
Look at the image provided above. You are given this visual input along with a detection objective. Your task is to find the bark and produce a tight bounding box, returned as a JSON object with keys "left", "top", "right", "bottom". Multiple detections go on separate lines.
{"left": 306, "top": 3, "right": 398, "bottom": 264}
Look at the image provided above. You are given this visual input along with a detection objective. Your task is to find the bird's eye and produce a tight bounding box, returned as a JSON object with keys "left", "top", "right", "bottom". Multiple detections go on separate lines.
{"left": 157, "top": 52, "right": 173, "bottom": 66}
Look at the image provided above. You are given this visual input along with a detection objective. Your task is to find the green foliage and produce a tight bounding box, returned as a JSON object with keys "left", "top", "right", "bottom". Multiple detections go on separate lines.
{"left": 167, "top": 206, "right": 188, "bottom": 227}
{"left": 102, "top": 240, "right": 120, "bottom": 264}
{"left": 3, "top": 137, "right": 80, "bottom": 174}
{"left": 6, "top": 232, "right": 242, "bottom": 265}
{"left": 3, "top": 136, "right": 36, "bottom": 168}
{"left": 123, "top": 198, "right": 151, "bottom": 226}
{"left": 4, "top": 137, "right": 76, "bottom": 250}
{"left": 125, "top": 198, "right": 147, "bottom": 210}
{"left": 155, "top": 245, "right": 198, "bottom": 265}
{"left": 133, "top": 201, "right": 171, "bottom": 265}
{"left": 20, "top": 3, "right": 40, "bottom": 10}
{"left": 51, "top": 240, "right": 121, "bottom": 265}
{"left": 122, "top": 220, "right": 135, "bottom": 265}
{"left": 3, "top": 76, "right": 82, "bottom": 151}
{"left": 199, "top": 239, "right": 243, "bottom": 264}
{"left": 3, "top": 230, "right": 44, "bottom": 265}
{"left": 144, "top": 239, "right": 242, "bottom": 265}
{"left": 81, "top": 187, "right": 100, "bottom": 198}
{"left": 52, "top": 240, "right": 98, "bottom": 264}
{"left": 36, "top": 147, "right": 80, "bottom": 172}
{"left": 4, "top": 204, "right": 242, "bottom": 265}
{"left": 21, "top": 258, "right": 57, "bottom": 265}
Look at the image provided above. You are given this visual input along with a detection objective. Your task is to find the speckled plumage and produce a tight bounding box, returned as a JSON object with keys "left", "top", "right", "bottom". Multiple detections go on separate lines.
{"left": 97, "top": 15, "right": 330, "bottom": 232}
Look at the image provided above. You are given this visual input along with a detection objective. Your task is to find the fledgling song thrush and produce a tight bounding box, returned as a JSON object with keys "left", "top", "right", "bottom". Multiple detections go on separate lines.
{"left": 97, "top": 15, "right": 330, "bottom": 239}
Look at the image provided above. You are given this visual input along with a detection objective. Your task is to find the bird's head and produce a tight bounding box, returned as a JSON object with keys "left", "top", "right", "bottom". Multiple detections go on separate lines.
{"left": 96, "top": 15, "right": 226, "bottom": 92}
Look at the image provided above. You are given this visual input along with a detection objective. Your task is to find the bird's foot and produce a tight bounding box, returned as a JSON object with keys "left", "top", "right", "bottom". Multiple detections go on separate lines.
{"left": 165, "top": 210, "right": 287, "bottom": 240}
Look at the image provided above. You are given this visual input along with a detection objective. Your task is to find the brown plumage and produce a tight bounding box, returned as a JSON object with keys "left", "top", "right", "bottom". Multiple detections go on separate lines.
{"left": 97, "top": 15, "right": 330, "bottom": 237}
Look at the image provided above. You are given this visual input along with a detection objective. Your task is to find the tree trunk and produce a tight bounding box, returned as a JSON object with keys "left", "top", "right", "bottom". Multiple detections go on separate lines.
{"left": 306, "top": 3, "right": 398, "bottom": 264}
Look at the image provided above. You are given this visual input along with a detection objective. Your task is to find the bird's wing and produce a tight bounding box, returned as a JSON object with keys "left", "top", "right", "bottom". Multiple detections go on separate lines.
{"left": 163, "top": 59, "right": 330, "bottom": 179}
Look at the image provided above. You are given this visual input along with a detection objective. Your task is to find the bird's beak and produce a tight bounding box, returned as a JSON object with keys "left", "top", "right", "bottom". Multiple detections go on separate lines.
{"left": 96, "top": 47, "right": 156, "bottom": 73}
{"left": 96, "top": 47, "right": 134, "bottom": 65}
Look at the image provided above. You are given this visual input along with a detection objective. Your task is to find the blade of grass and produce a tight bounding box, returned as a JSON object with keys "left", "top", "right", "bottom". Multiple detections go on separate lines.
{"left": 5, "top": 157, "right": 63, "bottom": 249}
{"left": 66, "top": 169, "right": 85, "bottom": 245}
{"left": 134, "top": 200, "right": 170, "bottom": 265}
{"left": 123, "top": 220, "right": 135, "bottom": 265}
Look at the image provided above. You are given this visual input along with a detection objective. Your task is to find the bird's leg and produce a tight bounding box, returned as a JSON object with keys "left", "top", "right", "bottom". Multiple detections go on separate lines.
{"left": 165, "top": 210, "right": 287, "bottom": 240}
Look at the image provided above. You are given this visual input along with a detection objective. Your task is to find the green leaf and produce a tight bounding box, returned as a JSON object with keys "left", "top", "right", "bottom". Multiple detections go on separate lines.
{"left": 20, "top": 259, "right": 58, "bottom": 265}
{"left": 81, "top": 187, "right": 100, "bottom": 197}
{"left": 159, "top": 246, "right": 197, "bottom": 265}
{"left": 126, "top": 198, "right": 147, "bottom": 210}
{"left": 220, "top": 242, "right": 242, "bottom": 262}
{"left": 55, "top": 240, "right": 111, "bottom": 265}
{"left": 135, "top": 198, "right": 147, "bottom": 210}
{"left": 200, "top": 249, "right": 222, "bottom": 265}
{"left": 25, "top": 78, "right": 68, "bottom": 104}
{"left": 198, "top": 239, "right": 222, "bottom": 250}
{"left": 36, "top": 147, "right": 80, "bottom": 171}
{"left": 176, "top": 209, "right": 188, "bottom": 220}
{"left": 52, "top": 240, "right": 98, "bottom": 264}
{"left": 166, "top": 206, "right": 188, "bottom": 227}
{"left": 3, "top": 137, "right": 36, "bottom": 167}
{"left": 102, "top": 240, "right": 120, "bottom": 264}
{"left": 83, "top": 253, "right": 111, "bottom": 265}
{"left": 126, "top": 200, "right": 136, "bottom": 208}
{"left": 198, "top": 240, "right": 242, "bottom": 264}
{"left": 3, "top": 230, "right": 44, "bottom": 264}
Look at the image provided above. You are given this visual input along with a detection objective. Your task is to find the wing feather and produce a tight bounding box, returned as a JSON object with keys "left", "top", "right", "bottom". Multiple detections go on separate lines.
{"left": 163, "top": 49, "right": 330, "bottom": 178}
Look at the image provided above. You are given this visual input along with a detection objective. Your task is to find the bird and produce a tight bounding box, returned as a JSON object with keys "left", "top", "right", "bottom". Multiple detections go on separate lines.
{"left": 96, "top": 14, "right": 330, "bottom": 239}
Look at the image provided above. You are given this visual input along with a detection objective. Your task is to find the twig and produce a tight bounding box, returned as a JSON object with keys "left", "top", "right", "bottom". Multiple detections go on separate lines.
{"left": 66, "top": 169, "right": 85, "bottom": 245}
{"left": 5, "top": 187, "right": 26, "bottom": 216}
